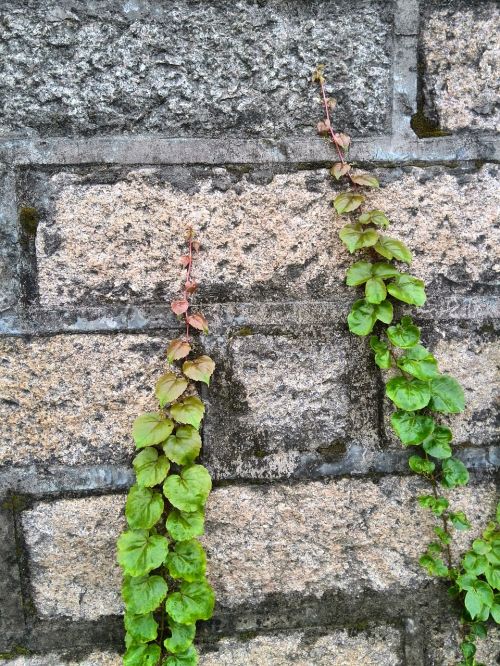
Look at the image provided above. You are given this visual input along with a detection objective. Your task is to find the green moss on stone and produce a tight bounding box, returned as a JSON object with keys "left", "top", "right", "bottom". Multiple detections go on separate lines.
{"left": 19, "top": 207, "right": 39, "bottom": 236}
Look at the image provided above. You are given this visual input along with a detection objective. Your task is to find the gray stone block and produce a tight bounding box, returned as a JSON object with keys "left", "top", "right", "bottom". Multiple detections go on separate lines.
{"left": 0, "top": 497, "right": 25, "bottom": 651}
{"left": 0, "top": 0, "right": 392, "bottom": 138}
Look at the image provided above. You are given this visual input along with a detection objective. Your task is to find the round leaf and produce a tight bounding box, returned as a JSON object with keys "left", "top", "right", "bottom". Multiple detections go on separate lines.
{"left": 409, "top": 455, "right": 435, "bottom": 475}
{"left": 122, "top": 575, "right": 168, "bottom": 615}
{"left": 374, "top": 235, "right": 412, "bottom": 263}
{"left": 429, "top": 376, "right": 466, "bottom": 413}
{"left": 117, "top": 529, "right": 169, "bottom": 577}
{"left": 331, "top": 163, "right": 351, "bottom": 180}
{"left": 163, "top": 465, "right": 212, "bottom": 512}
{"left": 187, "top": 313, "right": 208, "bottom": 333}
{"left": 164, "top": 645, "right": 198, "bottom": 666}
{"left": 370, "top": 336, "right": 392, "bottom": 370}
{"left": 422, "top": 426, "right": 453, "bottom": 459}
{"left": 365, "top": 277, "right": 387, "bottom": 304}
{"left": 164, "top": 425, "right": 202, "bottom": 465}
{"left": 124, "top": 611, "right": 158, "bottom": 643}
{"left": 167, "top": 539, "right": 207, "bottom": 582}
{"left": 164, "top": 619, "right": 196, "bottom": 654}
{"left": 167, "top": 338, "right": 192, "bottom": 364}
{"left": 441, "top": 458, "right": 469, "bottom": 489}
{"left": 387, "top": 316, "right": 420, "bottom": 348}
{"left": 155, "top": 373, "right": 188, "bottom": 407}
{"left": 334, "top": 192, "right": 365, "bottom": 214}
{"left": 346, "top": 261, "right": 373, "bottom": 286}
{"left": 350, "top": 173, "right": 379, "bottom": 188}
{"left": 126, "top": 485, "right": 164, "bottom": 530}
{"left": 166, "top": 509, "right": 205, "bottom": 542}
{"left": 391, "top": 411, "right": 435, "bottom": 445}
{"left": 375, "top": 300, "right": 393, "bottom": 324}
{"left": 339, "top": 224, "right": 378, "bottom": 253}
{"left": 133, "top": 413, "right": 174, "bottom": 449}
{"left": 397, "top": 344, "right": 439, "bottom": 380}
{"left": 124, "top": 644, "right": 161, "bottom": 666}
{"left": 347, "top": 299, "right": 376, "bottom": 336}
{"left": 165, "top": 579, "right": 215, "bottom": 624}
{"left": 386, "top": 377, "right": 431, "bottom": 411}
{"left": 358, "top": 209, "right": 390, "bottom": 228}
{"left": 182, "top": 355, "right": 215, "bottom": 386}
{"left": 170, "top": 396, "right": 205, "bottom": 430}
{"left": 133, "top": 448, "right": 170, "bottom": 487}
{"left": 387, "top": 274, "right": 426, "bottom": 306}
{"left": 372, "top": 263, "right": 399, "bottom": 279}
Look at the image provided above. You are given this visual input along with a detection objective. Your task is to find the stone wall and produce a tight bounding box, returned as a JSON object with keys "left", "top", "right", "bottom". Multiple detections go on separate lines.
{"left": 0, "top": 0, "right": 498, "bottom": 664}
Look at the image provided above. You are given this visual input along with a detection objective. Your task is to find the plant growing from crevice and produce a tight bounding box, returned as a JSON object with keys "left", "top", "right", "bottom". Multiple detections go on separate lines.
{"left": 313, "top": 65, "right": 499, "bottom": 665}
{"left": 117, "top": 228, "right": 215, "bottom": 666}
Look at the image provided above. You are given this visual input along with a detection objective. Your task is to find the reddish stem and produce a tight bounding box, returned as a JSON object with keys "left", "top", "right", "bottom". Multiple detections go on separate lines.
{"left": 318, "top": 78, "right": 353, "bottom": 182}
{"left": 183, "top": 231, "right": 194, "bottom": 341}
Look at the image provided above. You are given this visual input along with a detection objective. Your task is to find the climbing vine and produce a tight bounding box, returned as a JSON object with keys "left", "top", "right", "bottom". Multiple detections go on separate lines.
{"left": 313, "top": 65, "right": 499, "bottom": 665}
{"left": 117, "top": 228, "right": 215, "bottom": 666}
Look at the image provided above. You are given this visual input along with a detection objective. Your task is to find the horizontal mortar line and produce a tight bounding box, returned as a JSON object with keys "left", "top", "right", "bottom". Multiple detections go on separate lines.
{"left": 0, "top": 296, "right": 499, "bottom": 335}
{"left": 0, "top": 447, "right": 497, "bottom": 497}
{"left": 0, "top": 133, "right": 498, "bottom": 166}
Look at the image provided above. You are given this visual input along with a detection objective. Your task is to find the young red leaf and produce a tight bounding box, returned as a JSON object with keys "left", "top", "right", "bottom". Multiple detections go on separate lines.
{"left": 351, "top": 173, "right": 380, "bottom": 188}
{"left": 179, "top": 256, "right": 191, "bottom": 267}
{"left": 187, "top": 313, "right": 208, "bottom": 333}
{"left": 317, "top": 119, "right": 331, "bottom": 135}
{"left": 331, "top": 163, "right": 351, "bottom": 180}
{"left": 333, "top": 132, "right": 351, "bottom": 149}
{"left": 167, "top": 339, "right": 192, "bottom": 364}
{"left": 171, "top": 299, "right": 189, "bottom": 315}
{"left": 186, "top": 281, "right": 198, "bottom": 294}
{"left": 192, "top": 241, "right": 201, "bottom": 252}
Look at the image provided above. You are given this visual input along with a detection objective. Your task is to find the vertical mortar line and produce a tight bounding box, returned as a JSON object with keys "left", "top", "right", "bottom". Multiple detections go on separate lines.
{"left": 391, "top": 0, "right": 420, "bottom": 140}
{"left": 0, "top": 166, "right": 21, "bottom": 314}
{"left": 403, "top": 617, "right": 426, "bottom": 666}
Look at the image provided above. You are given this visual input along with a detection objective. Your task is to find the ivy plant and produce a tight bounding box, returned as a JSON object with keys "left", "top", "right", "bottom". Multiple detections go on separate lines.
{"left": 117, "top": 229, "right": 215, "bottom": 666}
{"left": 313, "top": 64, "right": 499, "bottom": 665}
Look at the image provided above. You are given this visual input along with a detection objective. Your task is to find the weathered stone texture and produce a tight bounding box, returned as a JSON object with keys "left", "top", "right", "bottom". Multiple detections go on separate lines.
{"left": 0, "top": 501, "right": 25, "bottom": 650}
{"left": 204, "top": 330, "right": 378, "bottom": 479}
{"left": 201, "top": 626, "right": 403, "bottom": 665}
{"left": 0, "top": 0, "right": 391, "bottom": 138}
{"left": 3, "top": 655, "right": 121, "bottom": 666}
{"left": 35, "top": 165, "right": 499, "bottom": 307}
{"left": 0, "top": 334, "right": 166, "bottom": 466}
{"left": 422, "top": 1, "right": 500, "bottom": 132}
{"left": 427, "top": 623, "right": 500, "bottom": 666}
{"left": 22, "top": 495, "right": 125, "bottom": 620}
{"left": 20, "top": 479, "right": 496, "bottom": 619}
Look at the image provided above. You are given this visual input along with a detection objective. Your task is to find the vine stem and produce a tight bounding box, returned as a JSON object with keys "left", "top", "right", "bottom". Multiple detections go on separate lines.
{"left": 318, "top": 77, "right": 354, "bottom": 183}
{"left": 183, "top": 229, "right": 194, "bottom": 341}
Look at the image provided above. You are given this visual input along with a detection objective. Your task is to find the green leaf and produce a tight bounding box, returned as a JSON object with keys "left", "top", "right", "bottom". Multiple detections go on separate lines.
{"left": 124, "top": 644, "right": 161, "bottom": 666}
{"left": 441, "top": 458, "right": 469, "bottom": 489}
{"left": 497, "top": 502, "right": 500, "bottom": 525}
{"left": 409, "top": 455, "right": 435, "bottom": 475}
{"left": 486, "top": 565, "right": 500, "bottom": 591}
{"left": 358, "top": 210, "right": 390, "bottom": 228}
{"left": 374, "top": 235, "right": 412, "bottom": 263}
{"left": 182, "top": 355, "right": 215, "bottom": 386}
{"left": 133, "top": 413, "right": 175, "bottom": 449}
{"left": 476, "top": 580, "right": 494, "bottom": 607}
{"left": 334, "top": 192, "right": 365, "bottom": 214}
{"left": 460, "top": 641, "right": 476, "bottom": 660}
{"left": 166, "top": 509, "right": 205, "bottom": 542}
{"left": 346, "top": 261, "right": 373, "bottom": 286}
{"left": 435, "top": 526, "right": 451, "bottom": 545}
{"left": 422, "top": 426, "right": 453, "bottom": 459}
{"left": 155, "top": 373, "right": 188, "bottom": 407}
{"left": 419, "top": 553, "right": 448, "bottom": 577}
{"left": 167, "top": 338, "right": 192, "bottom": 364}
{"left": 418, "top": 495, "right": 449, "bottom": 516}
{"left": 391, "top": 411, "right": 435, "bottom": 445}
{"left": 339, "top": 224, "right": 378, "bottom": 253}
{"left": 163, "top": 465, "right": 212, "bottom": 512}
{"left": 387, "top": 316, "right": 420, "bottom": 349}
{"left": 347, "top": 299, "right": 376, "bottom": 336}
{"left": 350, "top": 173, "right": 379, "bottom": 188}
{"left": 462, "top": 552, "right": 488, "bottom": 576}
{"left": 365, "top": 277, "right": 387, "bottom": 304}
{"left": 164, "top": 645, "right": 198, "bottom": 666}
{"left": 133, "top": 448, "right": 170, "bottom": 488}
{"left": 369, "top": 336, "right": 391, "bottom": 369}
{"left": 429, "top": 376, "right": 466, "bottom": 413}
{"left": 170, "top": 396, "right": 205, "bottom": 430}
{"left": 165, "top": 580, "right": 215, "bottom": 624}
{"left": 473, "top": 539, "right": 491, "bottom": 555}
{"left": 386, "top": 377, "right": 431, "bottom": 411}
{"left": 449, "top": 511, "right": 471, "bottom": 531}
{"left": 126, "top": 485, "right": 164, "bottom": 530}
{"left": 164, "top": 619, "right": 196, "bottom": 654}
{"left": 163, "top": 426, "right": 202, "bottom": 466}
{"left": 124, "top": 611, "right": 158, "bottom": 643}
{"left": 491, "top": 603, "right": 500, "bottom": 623}
{"left": 375, "top": 300, "right": 393, "bottom": 324}
{"left": 397, "top": 344, "right": 440, "bottom": 380}
{"left": 122, "top": 575, "right": 168, "bottom": 615}
{"left": 372, "top": 263, "right": 399, "bottom": 279}
{"left": 117, "top": 530, "right": 169, "bottom": 577}
{"left": 167, "top": 539, "right": 207, "bottom": 582}
{"left": 387, "top": 274, "right": 426, "bottom": 306}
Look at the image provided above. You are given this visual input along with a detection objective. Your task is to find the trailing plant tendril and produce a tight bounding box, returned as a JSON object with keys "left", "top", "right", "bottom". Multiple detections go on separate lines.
{"left": 313, "top": 65, "right": 499, "bottom": 666}
{"left": 117, "top": 228, "right": 215, "bottom": 666}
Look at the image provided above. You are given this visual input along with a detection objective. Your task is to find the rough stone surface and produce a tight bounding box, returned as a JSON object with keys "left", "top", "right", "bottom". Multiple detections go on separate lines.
{"left": 204, "top": 329, "right": 378, "bottom": 479}
{"left": 201, "top": 626, "right": 403, "bottom": 665}
{"left": 383, "top": 322, "right": 500, "bottom": 449}
{"left": 0, "top": 0, "right": 392, "bottom": 138}
{"left": 2, "top": 655, "right": 121, "bottom": 666}
{"left": 21, "top": 495, "right": 125, "bottom": 620}
{"left": 427, "top": 623, "right": 500, "bottom": 666}
{"left": 34, "top": 165, "right": 499, "bottom": 307}
{"left": 0, "top": 334, "right": 166, "bottom": 466}
{"left": 0, "top": 501, "right": 25, "bottom": 650}
{"left": 20, "top": 479, "right": 496, "bottom": 619}
{"left": 422, "top": 1, "right": 500, "bottom": 132}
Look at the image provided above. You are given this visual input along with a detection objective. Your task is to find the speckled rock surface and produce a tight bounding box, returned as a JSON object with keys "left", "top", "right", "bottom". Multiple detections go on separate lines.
{"left": 422, "top": 1, "right": 500, "bottom": 132}
{"left": 0, "top": 0, "right": 392, "bottom": 138}
{"left": 20, "top": 479, "right": 496, "bottom": 619}
{"left": 35, "top": 165, "right": 499, "bottom": 306}
{"left": 204, "top": 330, "right": 378, "bottom": 479}
{"left": 2, "top": 655, "right": 121, "bottom": 666}
{"left": 0, "top": 334, "right": 165, "bottom": 466}
{"left": 427, "top": 623, "right": 500, "bottom": 666}
{"left": 201, "top": 626, "right": 403, "bottom": 665}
